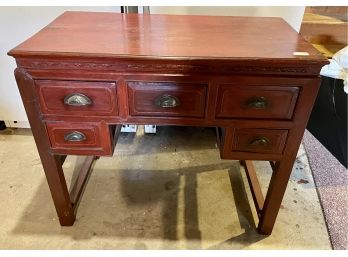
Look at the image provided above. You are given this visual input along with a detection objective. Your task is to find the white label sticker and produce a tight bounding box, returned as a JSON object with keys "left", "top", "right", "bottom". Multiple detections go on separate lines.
{"left": 293, "top": 52, "right": 310, "bottom": 56}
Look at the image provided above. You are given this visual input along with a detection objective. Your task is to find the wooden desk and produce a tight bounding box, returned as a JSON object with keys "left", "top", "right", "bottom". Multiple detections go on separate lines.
{"left": 8, "top": 11, "right": 328, "bottom": 235}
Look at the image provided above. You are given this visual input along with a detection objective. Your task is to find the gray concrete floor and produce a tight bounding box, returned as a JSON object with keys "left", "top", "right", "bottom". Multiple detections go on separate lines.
{"left": 0, "top": 126, "right": 331, "bottom": 249}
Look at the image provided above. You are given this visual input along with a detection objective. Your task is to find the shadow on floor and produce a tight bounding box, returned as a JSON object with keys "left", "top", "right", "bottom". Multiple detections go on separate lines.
{"left": 11, "top": 126, "right": 267, "bottom": 249}
{"left": 11, "top": 162, "right": 266, "bottom": 249}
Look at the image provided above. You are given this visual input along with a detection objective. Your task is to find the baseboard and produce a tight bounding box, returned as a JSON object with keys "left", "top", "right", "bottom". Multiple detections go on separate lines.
{"left": 4, "top": 120, "right": 30, "bottom": 128}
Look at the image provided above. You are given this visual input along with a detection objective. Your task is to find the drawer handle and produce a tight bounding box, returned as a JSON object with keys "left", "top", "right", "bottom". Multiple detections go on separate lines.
{"left": 154, "top": 95, "right": 181, "bottom": 108}
{"left": 249, "top": 136, "right": 270, "bottom": 146}
{"left": 64, "top": 131, "right": 86, "bottom": 142}
{"left": 247, "top": 97, "right": 268, "bottom": 109}
{"left": 64, "top": 93, "right": 92, "bottom": 106}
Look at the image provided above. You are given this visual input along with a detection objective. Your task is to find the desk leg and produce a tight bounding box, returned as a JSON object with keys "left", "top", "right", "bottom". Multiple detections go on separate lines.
{"left": 40, "top": 154, "right": 76, "bottom": 226}
{"left": 15, "top": 68, "right": 75, "bottom": 226}
{"left": 256, "top": 122, "right": 310, "bottom": 235}
{"left": 256, "top": 158, "right": 295, "bottom": 235}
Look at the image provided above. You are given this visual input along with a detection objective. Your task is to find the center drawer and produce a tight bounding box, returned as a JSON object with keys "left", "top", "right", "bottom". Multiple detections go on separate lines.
{"left": 127, "top": 81, "right": 207, "bottom": 118}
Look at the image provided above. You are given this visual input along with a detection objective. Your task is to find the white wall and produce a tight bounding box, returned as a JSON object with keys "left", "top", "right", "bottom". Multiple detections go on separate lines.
{"left": 150, "top": 6, "right": 305, "bottom": 32}
{"left": 0, "top": 6, "right": 120, "bottom": 126}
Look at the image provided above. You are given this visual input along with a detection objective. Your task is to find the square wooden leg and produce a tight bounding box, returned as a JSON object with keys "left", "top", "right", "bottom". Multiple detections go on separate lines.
{"left": 257, "top": 158, "right": 296, "bottom": 235}
{"left": 241, "top": 158, "right": 297, "bottom": 235}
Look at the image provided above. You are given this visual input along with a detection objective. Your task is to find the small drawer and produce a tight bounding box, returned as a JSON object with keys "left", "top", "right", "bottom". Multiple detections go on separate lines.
{"left": 232, "top": 128, "right": 288, "bottom": 154}
{"left": 127, "top": 81, "right": 207, "bottom": 117}
{"left": 218, "top": 127, "right": 288, "bottom": 160}
{"left": 36, "top": 80, "right": 118, "bottom": 116}
{"left": 46, "top": 122, "right": 116, "bottom": 156}
{"left": 215, "top": 78, "right": 300, "bottom": 120}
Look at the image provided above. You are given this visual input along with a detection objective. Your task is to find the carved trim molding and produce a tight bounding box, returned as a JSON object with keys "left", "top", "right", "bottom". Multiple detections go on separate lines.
{"left": 16, "top": 59, "right": 313, "bottom": 75}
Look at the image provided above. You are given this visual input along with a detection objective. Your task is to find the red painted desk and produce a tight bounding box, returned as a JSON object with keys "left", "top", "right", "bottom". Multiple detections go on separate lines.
{"left": 8, "top": 11, "right": 327, "bottom": 235}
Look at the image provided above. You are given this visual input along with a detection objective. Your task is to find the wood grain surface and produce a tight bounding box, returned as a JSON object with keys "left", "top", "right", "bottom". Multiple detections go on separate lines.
{"left": 9, "top": 11, "right": 326, "bottom": 61}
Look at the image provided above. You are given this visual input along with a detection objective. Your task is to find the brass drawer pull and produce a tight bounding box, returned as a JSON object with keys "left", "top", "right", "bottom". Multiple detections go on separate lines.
{"left": 64, "top": 131, "right": 86, "bottom": 142}
{"left": 249, "top": 136, "right": 270, "bottom": 146}
{"left": 154, "top": 95, "right": 181, "bottom": 108}
{"left": 247, "top": 96, "right": 268, "bottom": 109}
{"left": 64, "top": 93, "right": 92, "bottom": 106}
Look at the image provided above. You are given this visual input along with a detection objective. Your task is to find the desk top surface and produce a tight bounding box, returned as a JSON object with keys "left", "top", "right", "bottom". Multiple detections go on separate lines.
{"left": 9, "top": 11, "right": 326, "bottom": 62}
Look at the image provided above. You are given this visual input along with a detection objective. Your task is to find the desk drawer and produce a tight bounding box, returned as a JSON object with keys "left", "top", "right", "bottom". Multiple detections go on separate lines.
{"left": 218, "top": 127, "right": 288, "bottom": 159}
{"left": 232, "top": 128, "right": 288, "bottom": 154}
{"left": 46, "top": 122, "right": 115, "bottom": 156}
{"left": 216, "top": 79, "right": 300, "bottom": 120}
{"left": 36, "top": 80, "right": 118, "bottom": 116}
{"left": 127, "top": 81, "right": 207, "bottom": 117}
